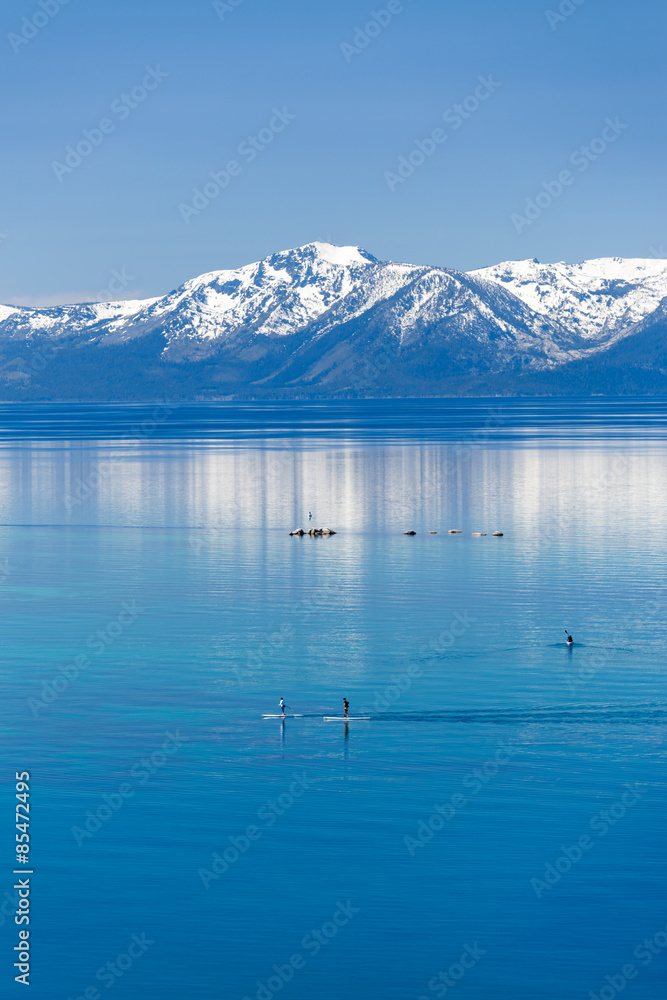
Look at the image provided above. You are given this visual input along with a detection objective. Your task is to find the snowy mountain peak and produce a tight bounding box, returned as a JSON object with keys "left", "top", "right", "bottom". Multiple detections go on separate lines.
{"left": 291, "top": 242, "right": 379, "bottom": 267}
{"left": 121, "top": 242, "right": 397, "bottom": 343}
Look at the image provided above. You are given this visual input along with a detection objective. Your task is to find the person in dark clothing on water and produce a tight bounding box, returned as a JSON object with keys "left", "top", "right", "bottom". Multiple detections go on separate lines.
{"left": 343, "top": 697, "right": 349, "bottom": 719}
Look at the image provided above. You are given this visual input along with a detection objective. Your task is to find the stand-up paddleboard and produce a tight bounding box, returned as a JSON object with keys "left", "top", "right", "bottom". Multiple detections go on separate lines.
{"left": 262, "top": 714, "right": 304, "bottom": 718}
{"left": 323, "top": 717, "right": 370, "bottom": 721}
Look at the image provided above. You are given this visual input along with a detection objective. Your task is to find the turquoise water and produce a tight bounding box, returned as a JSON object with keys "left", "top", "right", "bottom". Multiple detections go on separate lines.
{"left": 2, "top": 400, "right": 666, "bottom": 999}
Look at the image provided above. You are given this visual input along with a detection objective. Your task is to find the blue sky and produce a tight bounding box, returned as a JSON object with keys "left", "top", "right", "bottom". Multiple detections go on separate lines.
{"left": 1, "top": 0, "right": 665, "bottom": 303}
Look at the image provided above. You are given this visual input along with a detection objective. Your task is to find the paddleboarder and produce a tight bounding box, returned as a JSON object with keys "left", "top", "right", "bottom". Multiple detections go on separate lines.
{"left": 343, "top": 697, "right": 349, "bottom": 720}
{"left": 279, "top": 697, "right": 287, "bottom": 718}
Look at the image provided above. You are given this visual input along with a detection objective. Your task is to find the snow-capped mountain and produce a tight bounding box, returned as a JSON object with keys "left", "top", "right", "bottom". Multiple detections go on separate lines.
{"left": 471, "top": 257, "right": 667, "bottom": 342}
{"left": 0, "top": 243, "right": 665, "bottom": 399}
{"left": 0, "top": 244, "right": 407, "bottom": 345}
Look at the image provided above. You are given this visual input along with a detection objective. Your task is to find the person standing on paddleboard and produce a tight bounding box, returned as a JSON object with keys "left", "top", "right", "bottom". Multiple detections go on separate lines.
{"left": 343, "top": 697, "right": 349, "bottom": 719}
{"left": 279, "top": 697, "right": 287, "bottom": 718}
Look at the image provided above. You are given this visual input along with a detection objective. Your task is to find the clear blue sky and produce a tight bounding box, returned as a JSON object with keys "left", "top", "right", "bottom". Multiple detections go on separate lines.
{"left": 1, "top": 0, "right": 665, "bottom": 304}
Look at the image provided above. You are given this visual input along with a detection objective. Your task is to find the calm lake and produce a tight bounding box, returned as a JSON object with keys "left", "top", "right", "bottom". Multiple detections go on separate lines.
{"left": 2, "top": 398, "right": 666, "bottom": 1000}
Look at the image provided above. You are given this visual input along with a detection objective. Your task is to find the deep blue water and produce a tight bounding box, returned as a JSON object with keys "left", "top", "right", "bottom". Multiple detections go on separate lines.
{"left": 2, "top": 399, "right": 666, "bottom": 999}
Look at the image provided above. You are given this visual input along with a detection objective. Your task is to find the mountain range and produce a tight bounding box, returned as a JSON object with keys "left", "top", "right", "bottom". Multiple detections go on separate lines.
{"left": 2, "top": 243, "right": 666, "bottom": 400}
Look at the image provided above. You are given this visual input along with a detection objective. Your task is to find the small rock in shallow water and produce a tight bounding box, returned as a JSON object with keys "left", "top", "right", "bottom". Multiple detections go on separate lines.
{"left": 493, "top": 531, "right": 504, "bottom": 537}
{"left": 448, "top": 530, "right": 462, "bottom": 534}
{"left": 290, "top": 528, "right": 305, "bottom": 536}
{"left": 403, "top": 530, "right": 417, "bottom": 535}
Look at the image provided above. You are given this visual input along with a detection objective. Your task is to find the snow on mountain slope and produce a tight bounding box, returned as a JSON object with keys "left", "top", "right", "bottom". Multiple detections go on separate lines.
{"left": 257, "top": 266, "right": 588, "bottom": 394}
{"left": 311, "top": 266, "right": 580, "bottom": 359}
{"left": 470, "top": 257, "right": 667, "bottom": 341}
{"left": 0, "top": 297, "right": 156, "bottom": 341}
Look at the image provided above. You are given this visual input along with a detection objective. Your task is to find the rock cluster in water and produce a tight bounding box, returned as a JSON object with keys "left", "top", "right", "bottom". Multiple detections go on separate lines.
{"left": 290, "top": 527, "right": 337, "bottom": 536}
{"left": 402, "top": 529, "right": 504, "bottom": 536}
{"left": 289, "top": 527, "right": 503, "bottom": 538}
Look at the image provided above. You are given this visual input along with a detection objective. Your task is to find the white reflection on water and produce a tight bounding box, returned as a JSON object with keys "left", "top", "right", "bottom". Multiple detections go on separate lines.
{"left": 0, "top": 439, "right": 663, "bottom": 544}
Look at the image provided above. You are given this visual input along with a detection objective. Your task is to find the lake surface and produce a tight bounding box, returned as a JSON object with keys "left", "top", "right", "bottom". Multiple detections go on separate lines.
{"left": 2, "top": 399, "right": 666, "bottom": 999}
